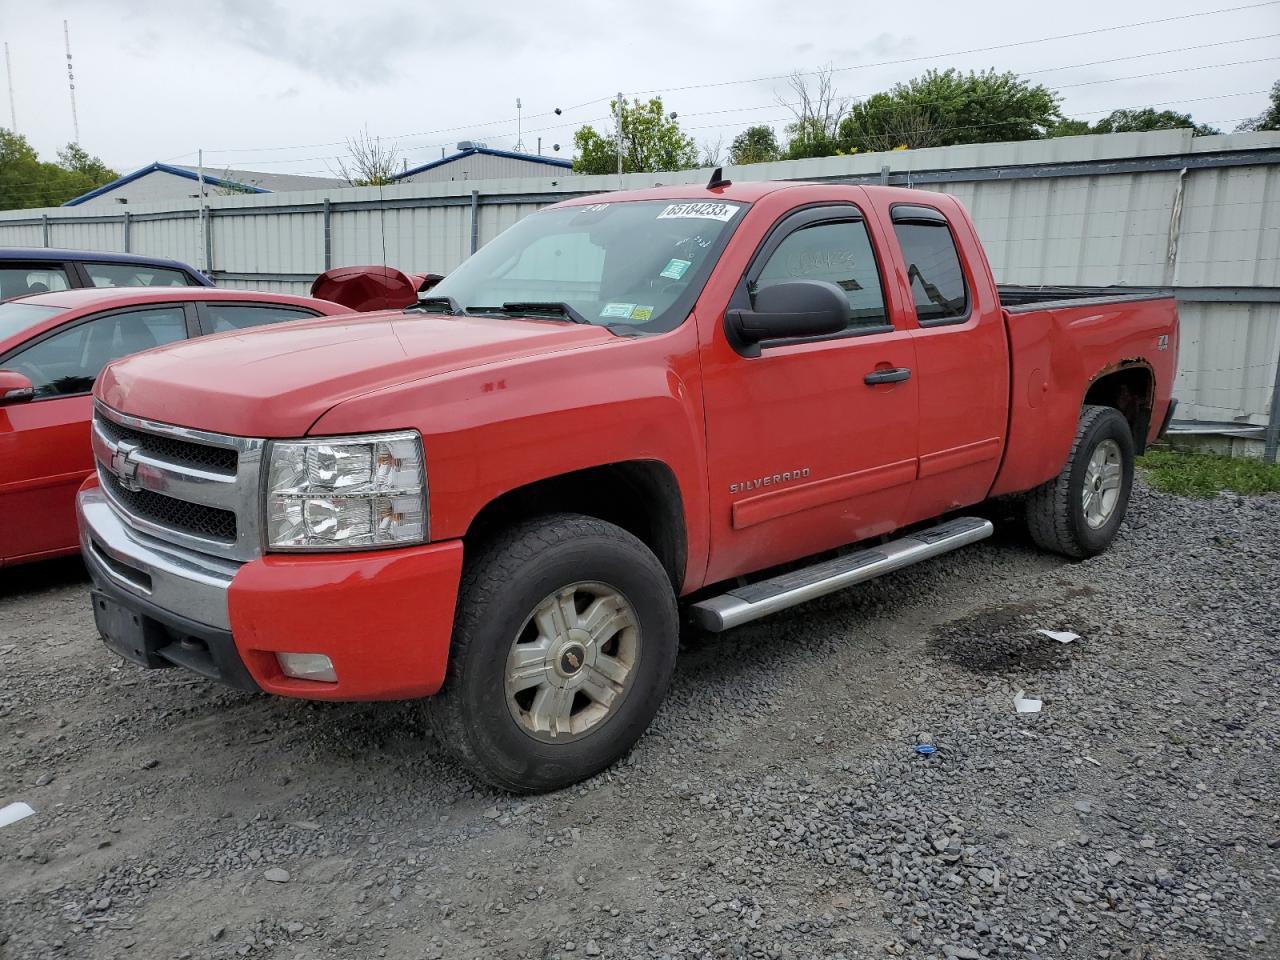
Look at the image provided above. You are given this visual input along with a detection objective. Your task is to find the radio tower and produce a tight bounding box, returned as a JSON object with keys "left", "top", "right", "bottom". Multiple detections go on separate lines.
{"left": 64, "top": 20, "right": 80, "bottom": 143}
{"left": 4, "top": 43, "right": 15, "bottom": 132}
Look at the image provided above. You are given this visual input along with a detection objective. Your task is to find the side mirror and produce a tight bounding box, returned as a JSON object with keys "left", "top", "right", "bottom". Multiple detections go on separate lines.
{"left": 0, "top": 370, "right": 34, "bottom": 405}
{"left": 726, "top": 280, "right": 848, "bottom": 357}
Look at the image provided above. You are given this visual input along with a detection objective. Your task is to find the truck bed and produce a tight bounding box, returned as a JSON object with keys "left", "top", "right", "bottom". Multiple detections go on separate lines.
{"left": 998, "top": 284, "right": 1172, "bottom": 312}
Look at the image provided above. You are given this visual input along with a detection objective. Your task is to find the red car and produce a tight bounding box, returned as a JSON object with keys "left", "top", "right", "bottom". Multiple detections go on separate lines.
{"left": 0, "top": 287, "right": 353, "bottom": 567}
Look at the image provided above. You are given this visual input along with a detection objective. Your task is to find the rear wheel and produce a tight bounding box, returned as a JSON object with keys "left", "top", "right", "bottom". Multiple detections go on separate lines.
{"left": 426, "top": 513, "right": 678, "bottom": 793}
{"left": 1025, "top": 404, "right": 1135, "bottom": 559}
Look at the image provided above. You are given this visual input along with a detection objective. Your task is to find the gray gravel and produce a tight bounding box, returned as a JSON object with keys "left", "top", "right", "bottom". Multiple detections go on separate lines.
{"left": 1, "top": 480, "right": 1277, "bottom": 959}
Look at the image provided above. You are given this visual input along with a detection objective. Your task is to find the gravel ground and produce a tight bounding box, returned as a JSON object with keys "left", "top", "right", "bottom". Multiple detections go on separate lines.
{"left": 1, "top": 481, "right": 1277, "bottom": 960}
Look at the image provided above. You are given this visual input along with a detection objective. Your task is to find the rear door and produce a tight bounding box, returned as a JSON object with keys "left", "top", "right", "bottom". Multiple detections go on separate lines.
{"left": 883, "top": 202, "right": 1009, "bottom": 522}
{"left": 699, "top": 201, "right": 920, "bottom": 583}
{"left": 0, "top": 305, "right": 190, "bottom": 563}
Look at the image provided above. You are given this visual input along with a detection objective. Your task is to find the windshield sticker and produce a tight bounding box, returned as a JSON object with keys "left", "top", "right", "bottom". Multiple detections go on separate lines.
{"left": 630, "top": 305, "right": 654, "bottom": 321}
{"left": 600, "top": 302, "right": 637, "bottom": 319}
{"left": 581, "top": 203, "right": 610, "bottom": 213}
{"left": 656, "top": 202, "right": 739, "bottom": 222}
{"left": 659, "top": 258, "right": 691, "bottom": 280}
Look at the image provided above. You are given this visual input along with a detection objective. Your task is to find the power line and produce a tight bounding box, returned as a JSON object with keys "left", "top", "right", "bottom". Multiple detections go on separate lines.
{"left": 634, "top": 1, "right": 1280, "bottom": 96}
{"left": 176, "top": 3, "right": 1279, "bottom": 163}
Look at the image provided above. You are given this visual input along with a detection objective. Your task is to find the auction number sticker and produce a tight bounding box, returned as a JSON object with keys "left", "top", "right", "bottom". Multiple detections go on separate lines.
{"left": 656, "top": 202, "right": 739, "bottom": 222}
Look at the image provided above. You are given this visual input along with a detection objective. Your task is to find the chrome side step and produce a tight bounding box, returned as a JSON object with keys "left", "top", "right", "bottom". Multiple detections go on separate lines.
{"left": 690, "top": 516, "right": 993, "bottom": 632}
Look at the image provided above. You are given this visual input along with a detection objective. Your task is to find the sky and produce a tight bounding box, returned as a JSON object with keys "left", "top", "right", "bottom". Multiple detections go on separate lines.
{"left": 1, "top": 0, "right": 1277, "bottom": 181}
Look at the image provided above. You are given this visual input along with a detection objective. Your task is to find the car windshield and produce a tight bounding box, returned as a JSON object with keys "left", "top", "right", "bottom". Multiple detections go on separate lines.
{"left": 420, "top": 198, "right": 747, "bottom": 333}
{"left": 0, "top": 302, "right": 62, "bottom": 342}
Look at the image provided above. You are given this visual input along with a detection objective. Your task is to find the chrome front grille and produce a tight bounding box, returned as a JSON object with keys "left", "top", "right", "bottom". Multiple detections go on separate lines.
{"left": 92, "top": 402, "right": 266, "bottom": 562}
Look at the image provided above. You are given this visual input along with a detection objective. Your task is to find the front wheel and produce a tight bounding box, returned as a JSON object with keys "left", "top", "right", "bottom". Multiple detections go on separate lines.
{"left": 426, "top": 513, "right": 679, "bottom": 793}
{"left": 1025, "top": 404, "right": 1135, "bottom": 559}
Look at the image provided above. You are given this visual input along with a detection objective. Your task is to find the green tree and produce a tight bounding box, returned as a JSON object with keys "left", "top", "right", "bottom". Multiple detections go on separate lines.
{"left": 0, "top": 130, "right": 118, "bottom": 210}
{"left": 1090, "top": 108, "right": 1220, "bottom": 136}
{"left": 572, "top": 97, "right": 699, "bottom": 175}
{"left": 1236, "top": 79, "right": 1280, "bottom": 132}
{"left": 838, "top": 69, "right": 1062, "bottom": 152}
{"left": 728, "top": 125, "right": 782, "bottom": 165}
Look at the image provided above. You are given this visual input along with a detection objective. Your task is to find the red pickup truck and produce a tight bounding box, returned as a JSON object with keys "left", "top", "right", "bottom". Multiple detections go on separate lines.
{"left": 77, "top": 178, "right": 1178, "bottom": 792}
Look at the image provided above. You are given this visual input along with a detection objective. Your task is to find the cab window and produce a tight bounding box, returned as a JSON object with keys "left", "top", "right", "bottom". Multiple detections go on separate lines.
{"left": 892, "top": 220, "right": 969, "bottom": 324}
{"left": 755, "top": 219, "right": 888, "bottom": 333}
{"left": 6, "top": 307, "right": 187, "bottom": 399}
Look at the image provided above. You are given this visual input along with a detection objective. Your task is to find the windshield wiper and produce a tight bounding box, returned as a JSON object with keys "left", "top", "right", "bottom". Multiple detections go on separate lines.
{"left": 411, "top": 295, "right": 463, "bottom": 315}
{"left": 499, "top": 301, "right": 590, "bottom": 325}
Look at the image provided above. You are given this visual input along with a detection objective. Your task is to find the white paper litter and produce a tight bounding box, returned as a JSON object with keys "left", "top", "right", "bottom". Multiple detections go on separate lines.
{"left": 0, "top": 802, "right": 35, "bottom": 828}
{"left": 1013, "top": 690, "right": 1043, "bottom": 714}
{"left": 1035, "top": 629, "right": 1080, "bottom": 644}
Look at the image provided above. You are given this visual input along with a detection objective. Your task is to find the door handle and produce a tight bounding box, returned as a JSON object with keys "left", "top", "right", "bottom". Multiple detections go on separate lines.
{"left": 864, "top": 367, "right": 912, "bottom": 385}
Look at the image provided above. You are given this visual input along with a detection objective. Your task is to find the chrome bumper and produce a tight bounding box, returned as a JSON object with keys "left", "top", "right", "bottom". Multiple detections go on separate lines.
{"left": 78, "top": 486, "right": 241, "bottom": 631}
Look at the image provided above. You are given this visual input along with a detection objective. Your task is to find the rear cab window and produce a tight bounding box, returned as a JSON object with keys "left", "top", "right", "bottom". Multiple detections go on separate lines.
{"left": 889, "top": 205, "right": 969, "bottom": 325}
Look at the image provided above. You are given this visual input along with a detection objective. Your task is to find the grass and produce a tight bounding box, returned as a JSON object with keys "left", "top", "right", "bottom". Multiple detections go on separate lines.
{"left": 1137, "top": 449, "right": 1280, "bottom": 498}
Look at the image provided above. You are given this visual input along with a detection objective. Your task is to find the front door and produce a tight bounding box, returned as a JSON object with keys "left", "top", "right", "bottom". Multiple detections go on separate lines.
{"left": 699, "top": 204, "right": 920, "bottom": 584}
{"left": 0, "top": 305, "right": 189, "bottom": 563}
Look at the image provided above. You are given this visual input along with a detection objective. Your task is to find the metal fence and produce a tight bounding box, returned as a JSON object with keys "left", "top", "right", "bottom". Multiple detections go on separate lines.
{"left": 2, "top": 129, "right": 1278, "bottom": 459}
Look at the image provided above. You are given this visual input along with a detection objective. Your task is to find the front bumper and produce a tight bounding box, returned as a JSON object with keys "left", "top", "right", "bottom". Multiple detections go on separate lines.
{"left": 78, "top": 483, "right": 465, "bottom": 701}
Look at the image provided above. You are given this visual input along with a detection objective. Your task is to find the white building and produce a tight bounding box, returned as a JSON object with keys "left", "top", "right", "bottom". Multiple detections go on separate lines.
{"left": 63, "top": 163, "right": 343, "bottom": 209}
{"left": 395, "top": 144, "right": 573, "bottom": 184}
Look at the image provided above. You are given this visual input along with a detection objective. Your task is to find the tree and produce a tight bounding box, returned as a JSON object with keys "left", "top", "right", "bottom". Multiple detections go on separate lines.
{"left": 1051, "top": 107, "right": 1222, "bottom": 138}
{"left": 1236, "top": 79, "right": 1280, "bottom": 132}
{"left": 336, "top": 129, "right": 400, "bottom": 186}
{"left": 572, "top": 97, "right": 700, "bottom": 175}
{"left": 780, "top": 67, "right": 848, "bottom": 159}
{"left": 728, "top": 125, "right": 782, "bottom": 165}
{"left": 700, "top": 134, "right": 725, "bottom": 168}
{"left": 0, "top": 130, "right": 118, "bottom": 211}
{"left": 839, "top": 69, "right": 1062, "bottom": 152}
{"left": 1090, "top": 108, "right": 1220, "bottom": 136}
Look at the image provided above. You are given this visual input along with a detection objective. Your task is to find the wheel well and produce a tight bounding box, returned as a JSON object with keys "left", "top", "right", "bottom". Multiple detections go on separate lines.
{"left": 1084, "top": 364, "right": 1154, "bottom": 453}
{"left": 464, "top": 461, "right": 687, "bottom": 592}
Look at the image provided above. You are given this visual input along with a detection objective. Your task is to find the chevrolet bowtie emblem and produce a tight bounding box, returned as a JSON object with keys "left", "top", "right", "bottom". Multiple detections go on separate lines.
{"left": 111, "top": 439, "right": 143, "bottom": 492}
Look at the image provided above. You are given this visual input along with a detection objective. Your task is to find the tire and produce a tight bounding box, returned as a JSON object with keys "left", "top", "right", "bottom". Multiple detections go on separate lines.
{"left": 1025, "top": 404, "right": 1135, "bottom": 559}
{"left": 426, "top": 513, "right": 679, "bottom": 793}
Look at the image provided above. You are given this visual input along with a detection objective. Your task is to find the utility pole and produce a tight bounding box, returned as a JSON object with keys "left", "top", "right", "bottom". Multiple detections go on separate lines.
{"left": 197, "top": 148, "right": 210, "bottom": 273}
{"left": 515, "top": 97, "right": 524, "bottom": 152}
{"left": 615, "top": 91, "right": 624, "bottom": 184}
{"left": 4, "top": 43, "right": 16, "bottom": 132}
{"left": 63, "top": 20, "right": 79, "bottom": 143}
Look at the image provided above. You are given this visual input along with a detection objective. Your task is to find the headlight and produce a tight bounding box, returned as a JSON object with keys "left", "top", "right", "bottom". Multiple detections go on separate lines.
{"left": 265, "top": 431, "right": 427, "bottom": 551}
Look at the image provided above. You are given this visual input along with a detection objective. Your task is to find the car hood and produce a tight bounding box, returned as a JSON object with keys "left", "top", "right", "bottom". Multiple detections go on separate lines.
{"left": 96, "top": 311, "right": 615, "bottom": 437}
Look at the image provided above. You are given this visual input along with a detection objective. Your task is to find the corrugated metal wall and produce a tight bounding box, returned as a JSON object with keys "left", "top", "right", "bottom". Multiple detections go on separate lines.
{"left": 3, "top": 129, "right": 1278, "bottom": 435}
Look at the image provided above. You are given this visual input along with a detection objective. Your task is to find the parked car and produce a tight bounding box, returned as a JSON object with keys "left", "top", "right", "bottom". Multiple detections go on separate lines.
{"left": 0, "top": 287, "right": 353, "bottom": 567}
{"left": 0, "top": 248, "right": 212, "bottom": 300}
{"left": 77, "top": 179, "right": 1179, "bottom": 791}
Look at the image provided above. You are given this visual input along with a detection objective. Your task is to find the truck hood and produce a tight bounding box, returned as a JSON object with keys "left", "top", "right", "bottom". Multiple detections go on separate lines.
{"left": 96, "top": 311, "right": 615, "bottom": 437}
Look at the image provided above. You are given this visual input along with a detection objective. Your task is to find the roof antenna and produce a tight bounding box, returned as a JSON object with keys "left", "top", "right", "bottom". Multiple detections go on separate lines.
{"left": 707, "top": 166, "right": 731, "bottom": 190}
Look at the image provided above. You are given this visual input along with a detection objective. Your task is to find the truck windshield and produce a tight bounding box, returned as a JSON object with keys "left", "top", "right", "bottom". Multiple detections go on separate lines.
{"left": 420, "top": 198, "right": 747, "bottom": 334}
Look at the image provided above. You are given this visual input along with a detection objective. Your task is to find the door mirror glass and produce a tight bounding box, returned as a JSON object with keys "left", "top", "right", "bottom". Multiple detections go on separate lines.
{"left": 728, "top": 280, "right": 849, "bottom": 355}
{"left": 0, "top": 369, "right": 34, "bottom": 405}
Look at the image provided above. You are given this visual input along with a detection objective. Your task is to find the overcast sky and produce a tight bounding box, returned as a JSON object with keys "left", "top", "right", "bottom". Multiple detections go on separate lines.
{"left": 1, "top": 0, "right": 1277, "bottom": 178}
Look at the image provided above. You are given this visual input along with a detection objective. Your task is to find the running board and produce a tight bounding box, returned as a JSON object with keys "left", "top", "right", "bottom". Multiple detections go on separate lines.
{"left": 690, "top": 516, "right": 994, "bottom": 632}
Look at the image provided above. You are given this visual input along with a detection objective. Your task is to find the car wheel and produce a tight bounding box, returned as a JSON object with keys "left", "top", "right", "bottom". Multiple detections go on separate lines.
{"left": 1025, "top": 404, "right": 1135, "bottom": 559}
{"left": 426, "top": 513, "right": 679, "bottom": 793}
